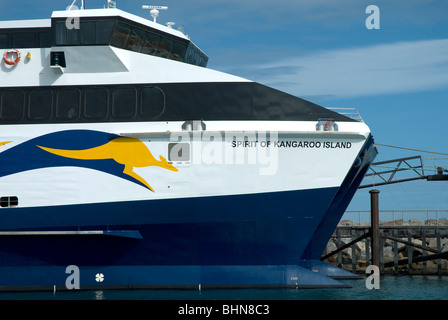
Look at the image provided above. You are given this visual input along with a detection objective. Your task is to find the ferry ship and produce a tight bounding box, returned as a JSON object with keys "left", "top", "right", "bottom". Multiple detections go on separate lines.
{"left": 0, "top": 1, "right": 377, "bottom": 290}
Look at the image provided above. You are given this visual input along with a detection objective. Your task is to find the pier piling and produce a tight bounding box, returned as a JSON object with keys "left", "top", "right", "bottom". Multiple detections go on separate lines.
{"left": 370, "top": 189, "right": 380, "bottom": 269}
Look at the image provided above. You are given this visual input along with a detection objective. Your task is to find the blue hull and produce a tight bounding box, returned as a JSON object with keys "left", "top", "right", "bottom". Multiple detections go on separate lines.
{"left": 0, "top": 136, "right": 376, "bottom": 290}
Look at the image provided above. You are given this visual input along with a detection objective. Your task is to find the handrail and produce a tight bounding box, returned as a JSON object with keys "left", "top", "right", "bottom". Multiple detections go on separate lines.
{"left": 328, "top": 108, "right": 364, "bottom": 122}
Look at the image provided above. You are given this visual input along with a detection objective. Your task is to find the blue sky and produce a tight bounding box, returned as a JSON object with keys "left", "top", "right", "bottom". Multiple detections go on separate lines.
{"left": 2, "top": 0, "right": 448, "bottom": 218}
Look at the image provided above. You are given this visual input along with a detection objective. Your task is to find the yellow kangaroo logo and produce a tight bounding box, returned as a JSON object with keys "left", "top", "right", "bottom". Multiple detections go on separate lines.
{"left": 37, "top": 137, "right": 177, "bottom": 192}
{"left": 0, "top": 141, "right": 12, "bottom": 147}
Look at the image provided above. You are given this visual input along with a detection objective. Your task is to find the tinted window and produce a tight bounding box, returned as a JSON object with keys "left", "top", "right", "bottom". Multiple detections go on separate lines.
{"left": 38, "top": 31, "right": 51, "bottom": 47}
{"left": 141, "top": 32, "right": 159, "bottom": 55}
{"left": 171, "top": 41, "right": 187, "bottom": 62}
{"left": 0, "top": 33, "right": 8, "bottom": 49}
{"left": 185, "top": 43, "right": 208, "bottom": 67}
{"left": 55, "top": 21, "right": 79, "bottom": 45}
{"left": 80, "top": 21, "right": 96, "bottom": 45}
{"left": 66, "top": 26, "right": 79, "bottom": 45}
{"left": 11, "top": 32, "right": 35, "bottom": 48}
{"left": 110, "top": 22, "right": 131, "bottom": 49}
{"left": 55, "top": 22, "right": 66, "bottom": 46}
{"left": 84, "top": 88, "right": 108, "bottom": 119}
{"left": 0, "top": 91, "right": 24, "bottom": 121}
{"left": 185, "top": 45, "right": 198, "bottom": 65}
{"left": 79, "top": 20, "right": 114, "bottom": 45}
{"left": 126, "top": 27, "right": 145, "bottom": 52}
{"left": 96, "top": 20, "right": 115, "bottom": 44}
{"left": 140, "top": 86, "right": 165, "bottom": 118}
{"left": 112, "top": 88, "right": 136, "bottom": 119}
{"left": 56, "top": 89, "right": 80, "bottom": 119}
{"left": 157, "top": 37, "right": 173, "bottom": 58}
{"left": 29, "top": 90, "right": 52, "bottom": 120}
{"left": 56, "top": 20, "right": 114, "bottom": 46}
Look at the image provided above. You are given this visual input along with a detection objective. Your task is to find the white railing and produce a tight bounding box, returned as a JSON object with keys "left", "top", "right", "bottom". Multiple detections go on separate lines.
{"left": 424, "top": 157, "right": 448, "bottom": 175}
{"left": 329, "top": 108, "right": 364, "bottom": 122}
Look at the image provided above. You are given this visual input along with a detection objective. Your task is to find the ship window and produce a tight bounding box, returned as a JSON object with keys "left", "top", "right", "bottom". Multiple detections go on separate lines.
{"left": 185, "top": 43, "right": 208, "bottom": 67}
{"left": 110, "top": 21, "right": 131, "bottom": 49}
{"left": 11, "top": 32, "right": 36, "bottom": 48}
{"left": 0, "top": 91, "right": 24, "bottom": 121}
{"left": 156, "top": 37, "right": 173, "bottom": 59}
{"left": 112, "top": 87, "right": 136, "bottom": 119}
{"left": 55, "top": 22, "right": 69, "bottom": 45}
{"left": 126, "top": 27, "right": 145, "bottom": 52}
{"left": 84, "top": 88, "right": 108, "bottom": 119}
{"left": 55, "top": 21, "right": 79, "bottom": 45}
{"left": 28, "top": 90, "right": 52, "bottom": 120}
{"left": 66, "top": 27, "right": 79, "bottom": 45}
{"left": 56, "top": 89, "right": 80, "bottom": 120}
{"left": 0, "top": 196, "right": 18, "bottom": 208}
{"left": 140, "top": 86, "right": 165, "bottom": 118}
{"left": 38, "top": 30, "right": 51, "bottom": 47}
{"left": 168, "top": 143, "right": 190, "bottom": 162}
{"left": 80, "top": 21, "right": 96, "bottom": 45}
{"left": 55, "top": 19, "right": 114, "bottom": 46}
{"left": 141, "top": 32, "right": 160, "bottom": 55}
{"left": 0, "top": 33, "right": 8, "bottom": 49}
{"left": 96, "top": 20, "right": 115, "bottom": 44}
{"left": 80, "top": 20, "right": 115, "bottom": 45}
{"left": 54, "top": 22, "right": 65, "bottom": 45}
{"left": 105, "top": 19, "right": 206, "bottom": 66}
{"left": 171, "top": 41, "right": 187, "bottom": 62}
{"left": 0, "top": 28, "right": 51, "bottom": 49}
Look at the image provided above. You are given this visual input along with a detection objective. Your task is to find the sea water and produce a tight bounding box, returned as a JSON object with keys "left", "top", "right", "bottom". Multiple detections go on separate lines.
{"left": 0, "top": 275, "right": 447, "bottom": 300}
{"left": 0, "top": 276, "right": 444, "bottom": 319}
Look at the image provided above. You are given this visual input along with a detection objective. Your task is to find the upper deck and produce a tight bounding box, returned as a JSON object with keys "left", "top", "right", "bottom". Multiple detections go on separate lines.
{"left": 0, "top": 5, "right": 362, "bottom": 126}
{"left": 0, "top": 7, "right": 208, "bottom": 67}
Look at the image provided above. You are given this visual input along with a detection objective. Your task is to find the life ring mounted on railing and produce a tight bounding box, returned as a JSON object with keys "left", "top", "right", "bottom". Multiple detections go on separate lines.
{"left": 3, "top": 49, "right": 21, "bottom": 66}
{"left": 324, "top": 120, "right": 334, "bottom": 131}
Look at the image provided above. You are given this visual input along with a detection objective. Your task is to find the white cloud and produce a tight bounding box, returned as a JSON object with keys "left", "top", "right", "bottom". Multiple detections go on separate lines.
{"left": 248, "top": 38, "right": 448, "bottom": 99}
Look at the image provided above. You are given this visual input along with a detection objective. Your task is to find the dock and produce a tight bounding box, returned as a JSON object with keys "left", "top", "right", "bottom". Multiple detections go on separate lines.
{"left": 321, "top": 147, "right": 448, "bottom": 275}
{"left": 321, "top": 210, "right": 448, "bottom": 275}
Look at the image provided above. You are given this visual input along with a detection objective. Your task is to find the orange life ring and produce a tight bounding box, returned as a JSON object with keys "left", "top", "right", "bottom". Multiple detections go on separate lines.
{"left": 3, "top": 49, "right": 21, "bottom": 66}
{"left": 324, "top": 120, "right": 334, "bottom": 131}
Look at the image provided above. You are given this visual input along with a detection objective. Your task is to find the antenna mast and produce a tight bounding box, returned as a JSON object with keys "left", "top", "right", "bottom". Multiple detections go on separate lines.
{"left": 142, "top": 5, "right": 168, "bottom": 23}
{"left": 68, "top": 0, "right": 85, "bottom": 10}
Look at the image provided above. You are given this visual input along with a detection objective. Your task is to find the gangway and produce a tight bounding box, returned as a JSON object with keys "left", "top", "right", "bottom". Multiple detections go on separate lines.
{"left": 322, "top": 147, "right": 448, "bottom": 273}
{"left": 360, "top": 155, "right": 448, "bottom": 189}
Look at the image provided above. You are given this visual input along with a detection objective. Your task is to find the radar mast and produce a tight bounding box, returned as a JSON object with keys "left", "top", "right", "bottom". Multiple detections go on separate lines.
{"left": 142, "top": 5, "right": 168, "bottom": 23}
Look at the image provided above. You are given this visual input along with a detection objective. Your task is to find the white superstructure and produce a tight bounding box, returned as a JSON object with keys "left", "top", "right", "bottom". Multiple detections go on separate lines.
{"left": 0, "top": 5, "right": 372, "bottom": 209}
